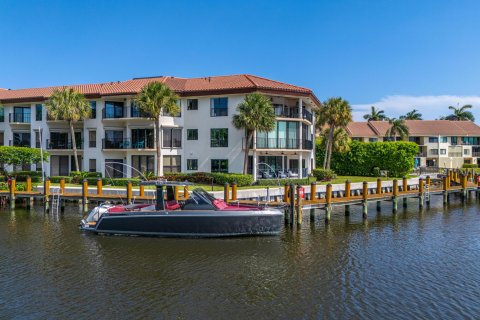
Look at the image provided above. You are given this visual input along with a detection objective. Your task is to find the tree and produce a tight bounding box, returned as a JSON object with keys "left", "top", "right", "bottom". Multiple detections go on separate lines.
{"left": 444, "top": 104, "right": 475, "bottom": 121}
{"left": 316, "top": 97, "right": 352, "bottom": 170}
{"left": 363, "top": 106, "right": 386, "bottom": 121}
{"left": 400, "top": 109, "right": 422, "bottom": 120}
{"left": 318, "top": 127, "right": 351, "bottom": 153}
{"left": 45, "top": 87, "right": 90, "bottom": 172}
{"left": 135, "top": 82, "right": 179, "bottom": 177}
{"left": 0, "top": 146, "right": 49, "bottom": 172}
{"left": 385, "top": 118, "right": 409, "bottom": 141}
{"left": 232, "top": 93, "right": 276, "bottom": 175}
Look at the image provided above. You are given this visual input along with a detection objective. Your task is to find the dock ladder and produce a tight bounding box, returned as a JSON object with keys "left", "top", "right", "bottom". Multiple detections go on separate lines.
{"left": 51, "top": 186, "right": 61, "bottom": 215}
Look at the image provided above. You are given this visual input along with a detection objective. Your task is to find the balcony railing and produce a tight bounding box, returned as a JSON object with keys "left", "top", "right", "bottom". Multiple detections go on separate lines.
{"left": 302, "top": 109, "right": 313, "bottom": 122}
{"left": 102, "top": 138, "right": 155, "bottom": 149}
{"left": 416, "top": 152, "right": 427, "bottom": 157}
{"left": 46, "top": 139, "right": 83, "bottom": 149}
{"left": 303, "top": 140, "right": 313, "bottom": 150}
{"left": 102, "top": 107, "right": 126, "bottom": 119}
{"left": 473, "top": 152, "right": 480, "bottom": 157}
{"left": 130, "top": 106, "right": 151, "bottom": 118}
{"left": 9, "top": 113, "right": 31, "bottom": 123}
{"left": 273, "top": 107, "right": 313, "bottom": 122}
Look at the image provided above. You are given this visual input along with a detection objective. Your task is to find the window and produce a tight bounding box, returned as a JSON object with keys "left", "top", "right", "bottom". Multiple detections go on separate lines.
{"left": 187, "top": 99, "right": 198, "bottom": 110}
{"left": 0, "top": 107, "right": 4, "bottom": 122}
{"left": 256, "top": 121, "right": 299, "bottom": 149}
{"left": 104, "top": 101, "right": 124, "bottom": 118}
{"left": 210, "top": 97, "right": 228, "bottom": 116}
{"left": 211, "top": 159, "right": 228, "bottom": 173}
{"left": 187, "top": 159, "right": 198, "bottom": 170}
{"left": 464, "top": 149, "right": 470, "bottom": 155}
{"left": 132, "top": 129, "right": 154, "bottom": 148}
{"left": 90, "top": 101, "right": 97, "bottom": 119}
{"left": 163, "top": 155, "right": 181, "bottom": 173}
{"left": 162, "top": 128, "right": 182, "bottom": 148}
{"left": 132, "top": 155, "right": 154, "bottom": 177}
{"left": 12, "top": 107, "right": 31, "bottom": 123}
{"left": 430, "top": 149, "right": 439, "bottom": 155}
{"left": 13, "top": 132, "right": 30, "bottom": 147}
{"left": 89, "top": 159, "right": 96, "bottom": 173}
{"left": 451, "top": 136, "right": 458, "bottom": 145}
{"left": 210, "top": 128, "right": 228, "bottom": 147}
{"left": 368, "top": 138, "right": 378, "bottom": 142}
{"left": 105, "top": 159, "right": 124, "bottom": 178}
{"left": 440, "top": 149, "right": 446, "bottom": 155}
{"left": 35, "top": 104, "right": 42, "bottom": 121}
{"left": 89, "top": 130, "right": 96, "bottom": 148}
{"left": 428, "top": 137, "right": 438, "bottom": 143}
{"left": 35, "top": 131, "right": 40, "bottom": 148}
{"left": 104, "top": 130, "right": 124, "bottom": 149}
{"left": 352, "top": 137, "right": 362, "bottom": 141}
{"left": 440, "top": 136, "right": 447, "bottom": 143}
{"left": 187, "top": 129, "right": 198, "bottom": 140}
{"left": 462, "top": 137, "right": 480, "bottom": 145}
{"left": 0, "top": 132, "right": 4, "bottom": 146}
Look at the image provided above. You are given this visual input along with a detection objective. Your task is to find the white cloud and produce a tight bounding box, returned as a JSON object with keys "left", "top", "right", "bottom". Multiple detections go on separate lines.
{"left": 352, "top": 95, "right": 480, "bottom": 122}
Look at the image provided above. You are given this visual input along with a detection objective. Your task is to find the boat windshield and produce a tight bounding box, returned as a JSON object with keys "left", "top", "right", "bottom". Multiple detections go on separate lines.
{"left": 189, "top": 188, "right": 216, "bottom": 206}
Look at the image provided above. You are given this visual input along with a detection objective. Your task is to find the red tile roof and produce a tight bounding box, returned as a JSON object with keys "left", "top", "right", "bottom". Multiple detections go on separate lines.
{"left": 0, "top": 74, "right": 320, "bottom": 105}
{"left": 347, "top": 120, "right": 480, "bottom": 137}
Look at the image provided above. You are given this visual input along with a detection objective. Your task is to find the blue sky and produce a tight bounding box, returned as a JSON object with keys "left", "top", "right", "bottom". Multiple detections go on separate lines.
{"left": 0, "top": 0, "right": 479, "bottom": 120}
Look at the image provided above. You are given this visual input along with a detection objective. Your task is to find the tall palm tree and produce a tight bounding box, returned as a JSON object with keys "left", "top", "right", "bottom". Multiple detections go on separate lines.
{"left": 385, "top": 118, "right": 409, "bottom": 141}
{"left": 318, "top": 127, "right": 351, "bottom": 153}
{"left": 135, "top": 81, "right": 179, "bottom": 177}
{"left": 400, "top": 109, "right": 422, "bottom": 120}
{"left": 232, "top": 93, "right": 276, "bottom": 175}
{"left": 363, "top": 106, "right": 386, "bottom": 121}
{"left": 444, "top": 104, "right": 475, "bottom": 121}
{"left": 316, "top": 97, "right": 352, "bottom": 170}
{"left": 45, "top": 87, "right": 90, "bottom": 172}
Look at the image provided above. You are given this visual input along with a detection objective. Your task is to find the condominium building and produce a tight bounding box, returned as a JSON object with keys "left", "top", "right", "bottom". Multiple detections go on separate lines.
{"left": 0, "top": 75, "right": 319, "bottom": 179}
{"left": 346, "top": 120, "right": 480, "bottom": 168}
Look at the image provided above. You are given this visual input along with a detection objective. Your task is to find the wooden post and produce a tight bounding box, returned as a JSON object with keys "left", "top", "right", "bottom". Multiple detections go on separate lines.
{"left": 284, "top": 184, "right": 289, "bottom": 203}
{"left": 96, "top": 178, "right": 102, "bottom": 195}
{"left": 9, "top": 178, "right": 16, "bottom": 210}
{"left": 174, "top": 186, "right": 179, "bottom": 201}
{"left": 310, "top": 182, "right": 316, "bottom": 201}
{"left": 60, "top": 178, "right": 65, "bottom": 195}
{"left": 289, "top": 184, "right": 295, "bottom": 225}
{"left": 224, "top": 183, "right": 230, "bottom": 202}
{"left": 467, "top": 171, "right": 472, "bottom": 182}
{"left": 442, "top": 176, "right": 448, "bottom": 204}
{"left": 376, "top": 178, "right": 382, "bottom": 194}
{"left": 362, "top": 181, "right": 368, "bottom": 219}
{"left": 325, "top": 183, "right": 332, "bottom": 223}
{"left": 26, "top": 176, "right": 32, "bottom": 192}
{"left": 345, "top": 180, "right": 351, "bottom": 198}
{"left": 82, "top": 179, "right": 88, "bottom": 213}
{"left": 44, "top": 178, "right": 50, "bottom": 211}
{"left": 139, "top": 185, "right": 145, "bottom": 197}
{"left": 127, "top": 181, "right": 133, "bottom": 204}
{"left": 419, "top": 178, "right": 424, "bottom": 208}
{"left": 184, "top": 186, "right": 189, "bottom": 200}
{"left": 461, "top": 174, "right": 467, "bottom": 200}
{"left": 402, "top": 177, "right": 408, "bottom": 192}
{"left": 426, "top": 175, "right": 431, "bottom": 187}
{"left": 392, "top": 179, "right": 398, "bottom": 212}
{"left": 296, "top": 185, "right": 302, "bottom": 224}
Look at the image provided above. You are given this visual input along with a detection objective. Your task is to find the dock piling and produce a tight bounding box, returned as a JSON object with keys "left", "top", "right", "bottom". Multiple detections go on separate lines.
{"left": 82, "top": 179, "right": 89, "bottom": 213}
{"left": 127, "top": 181, "right": 133, "bottom": 204}
{"left": 9, "top": 178, "right": 15, "bottom": 210}
{"left": 392, "top": 179, "right": 398, "bottom": 212}
{"left": 296, "top": 185, "right": 302, "bottom": 225}
{"left": 325, "top": 183, "right": 332, "bottom": 223}
{"left": 224, "top": 183, "right": 230, "bottom": 202}
{"left": 362, "top": 181, "right": 368, "bottom": 219}
{"left": 96, "top": 178, "right": 102, "bottom": 195}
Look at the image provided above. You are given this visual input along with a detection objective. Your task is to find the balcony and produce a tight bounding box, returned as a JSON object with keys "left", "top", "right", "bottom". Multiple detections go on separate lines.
{"left": 102, "top": 107, "right": 126, "bottom": 119}
{"left": 302, "top": 109, "right": 313, "bottom": 122}
{"left": 473, "top": 152, "right": 480, "bottom": 157}
{"left": 416, "top": 151, "right": 427, "bottom": 157}
{"left": 273, "top": 106, "right": 313, "bottom": 122}
{"left": 244, "top": 138, "right": 314, "bottom": 150}
{"left": 9, "top": 113, "right": 31, "bottom": 123}
{"left": 102, "top": 138, "right": 155, "bottom": 150}
{"left": 130, "top": 106, "right": 151, "bottom": 118}
{"left": 448, "top": 152, "right": 462, "bottom": 157}
{"left": 47, "top": 139, "right": 83, "bottom": 150}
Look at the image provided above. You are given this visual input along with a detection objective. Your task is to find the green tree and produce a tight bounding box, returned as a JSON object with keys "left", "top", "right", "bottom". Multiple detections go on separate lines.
{"left": 386, "top": 118, "right": 409, "bottom": 141}
{"left": 316, "top": 97, "right": 352, "bottom": 170}
{"left": 400, "top": 109, "right": 422, "bottom": 120}
{"left": 0, "top": 146, "right": 49, "bottom": 172}
{"left": 135, "top": 82, "right": 179, "bottom": 176}
{"left": 363, "top": 106, "right": 386, "bottom": 121}
{"left": 232, "top": 93, "right": 276, "bottom": 174}
{"left": 444, "top": 104, "right": 475, "bottom": 121}
{"left": 318, "top": 127, "right": 351, "bottom": 153}
{"left": 45, "top": 87, "right": 90, "bottom": 172}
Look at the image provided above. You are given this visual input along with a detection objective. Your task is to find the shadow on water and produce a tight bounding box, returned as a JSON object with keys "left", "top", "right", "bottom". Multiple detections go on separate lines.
{"left": 1, "top": 193, "right": 480, "bottom": 319}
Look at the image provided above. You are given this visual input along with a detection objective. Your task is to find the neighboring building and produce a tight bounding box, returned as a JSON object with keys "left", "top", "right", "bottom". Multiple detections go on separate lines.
{"left": 346, "top": 120, "right": 480, "bottom": 168}
{"left": 0, "top": 75, "right": 320, "bottom": 180}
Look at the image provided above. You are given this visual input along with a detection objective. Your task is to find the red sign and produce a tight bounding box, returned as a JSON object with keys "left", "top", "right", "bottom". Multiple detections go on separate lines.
{"left": 299, "top": 187, "right": 305, "bottom": 199}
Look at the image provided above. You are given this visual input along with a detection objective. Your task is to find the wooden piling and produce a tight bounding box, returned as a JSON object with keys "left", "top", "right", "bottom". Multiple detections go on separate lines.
{"left": 59, "top": 178, "right": 65, "bottom": 195}
{"left": 174, "top": 186, "right": 179, "bottom": 201}
{"left": 461, "top": 174, "right": 467, "bottom": 199}
{"left": 296, "top": 185, "right": 302, "bottom": 224}
{"left": 310, "top": 182, "right": 316, "bottom": 201}
{"left": 284, "top": 184, "right": 289, "bottom": 203}
{"left": 127, "top": 181, "right": 133, "bottom": 204}
{"left": 96, "top": 178, "right": 102, "bottom": 195}
{"left": 289, "top": 184, "right": 295, "bottom": 224}
{"left": 81, "top": 179, "right": 88, "bottom": 213}
{"left": 184, "top": 186, "right": 190, "bottom": 200}
{"left": 345, "top": 180, "right": 351, "bottom": 199}
{"left": 224, "top": 183, "right": 230, "bottom": 202}
{"left": 9, "top": 178, "right": 16, "bottom": 210}
{"left": 139, "top": 185, "right": 145, "bottom": 197}
{"left": 376, "top": 178, "right": 382, "bottom": 194}
{"left": 44, "top": 178, "right": 50, "bottom": 211}
{"left": 26, "top": 176, "right": 32, "bottom": 192}
{"left": 392, "top": 179, "right": 398, "bottom": 212}
{"left": 325, "top": 183, "right": 332, "bottom": 223}
{"left": 362, "top": 181, "right": 368, "bottom": 218}
{"left": 419, "top": 178, "right": 424, "bottom": 208}
{"left": 442, "top": 176, "right": 448, "bottom": 204}
{"left": 402, "top": 177, "right": 408, "bottom": 192}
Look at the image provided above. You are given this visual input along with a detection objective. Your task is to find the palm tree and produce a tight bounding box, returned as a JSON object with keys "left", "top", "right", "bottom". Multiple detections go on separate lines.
{"left": 400, "top": 109, "right": 422, "bottom": 120}
{"left": 318, "top": 127, "right": 351, "bottom": 153}
{"left": 135, "top": 81, "right": 179, "bottom": 177}
{"left": 316, "top": 97, "right": 352, "bottom": 170}
{"left": 232, "top": 93, "right": 276, "bottom": 175}
{"left": 45, "top": 87, "right": 90, "bottom": 172}
{"left": 385, "top": 118, "right": 409, "bottom": 141}
{"left": 363, "top": 106, "right": 386, "bottom": 121}
{"left": 444, "top": 104, "right": 475, "bottom": 121}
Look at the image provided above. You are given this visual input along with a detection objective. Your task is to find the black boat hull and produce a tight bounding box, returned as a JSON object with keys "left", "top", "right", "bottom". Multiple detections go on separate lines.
{"left": 86, "top": 210, "right": 283, "bottom": 237}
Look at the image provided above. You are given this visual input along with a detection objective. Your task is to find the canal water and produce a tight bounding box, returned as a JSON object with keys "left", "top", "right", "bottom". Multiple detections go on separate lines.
{"left": 1, "top": 195, "right": 480, "bottom": 319}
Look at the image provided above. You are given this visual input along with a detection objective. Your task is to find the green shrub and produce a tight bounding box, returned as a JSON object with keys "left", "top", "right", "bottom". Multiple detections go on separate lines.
{"left": 0, "top": 182, "right": 26, "bottom": 191}
{"left": 104, "top": 178, "right": 141, "bottom": 187}
{"left": 12, "top": 170, "right": 42, "bottom": 177}
{"left": 49, "top": 176, "right": 73, "bottom": 183}
{"left": 211, "top": 173, "right": 253, "bottom": 187}
{"left": 312, "top": 169, "right": 337, "bottom": 181}
{"left": 462, "top": 164, "right": 478, "bottom": 168}
{"left": 316, "top": 140, "right": 418, "bottom": 177}
{"left": 256, "top": 178, "right": 315, "bottom": 186}
{"left": 85, "top": 177, "right": 106, "bottom": 185}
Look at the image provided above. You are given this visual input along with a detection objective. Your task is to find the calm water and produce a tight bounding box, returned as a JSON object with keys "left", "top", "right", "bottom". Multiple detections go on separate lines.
{"left": 1, "top": 195, "right": 480, "bottom": 319}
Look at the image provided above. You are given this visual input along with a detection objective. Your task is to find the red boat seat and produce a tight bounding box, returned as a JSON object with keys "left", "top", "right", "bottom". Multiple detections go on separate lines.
{"left": 108, "top": 206, "right": 126, "bottom": 213}
{"left": 166, "top": 200, "right": 180, "bottom": 210}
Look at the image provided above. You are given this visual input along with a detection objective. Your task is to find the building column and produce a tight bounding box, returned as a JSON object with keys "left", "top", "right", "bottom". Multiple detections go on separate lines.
{"left": 298, "top": 98, "right": 303, "bottom": 150}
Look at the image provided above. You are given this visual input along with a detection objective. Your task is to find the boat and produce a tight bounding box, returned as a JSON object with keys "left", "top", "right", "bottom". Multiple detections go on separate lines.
{"left": 80, "top": 181, "right": 283, "bottom": 237}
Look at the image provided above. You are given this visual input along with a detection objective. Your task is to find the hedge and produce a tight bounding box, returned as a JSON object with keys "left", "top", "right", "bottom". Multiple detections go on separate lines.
{"left": 0, "top": 182, "right": 27, "bottom": 191}
{"left": 316, "top": 140, "right": 418, "bottom": 177}
{"left": 211, "top": 173, "right": 253, "bottom": 187}
{"left": 162, "top": 172, "right": 253, "bottom": 186}
{"left": 49, "top": 176, "right": 73, "bottom": 183}
{"left": 312, "top": 169, "right": 337, "bottom": 181}
{"left": 462, "top": 164, "right": 478, "bottom": 168}
{"left": 104, "top": 178, "right": 141, "bottom": 187}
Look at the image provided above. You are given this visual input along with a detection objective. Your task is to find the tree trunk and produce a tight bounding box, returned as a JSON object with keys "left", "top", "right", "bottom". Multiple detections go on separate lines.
{"left": 155, "top": 118, "right": 163, "bottom": 177}
{"left": 69, "top": 120, "right": 80, "bottom": 172}
{"left": 326, "top": 125, "right": 335, "bottom": 170}
{"left": 243, "top": 131, "right": 253, "bottom": 174}
{"left": 323, "top": 131, "right": 330, "bottom": 170}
